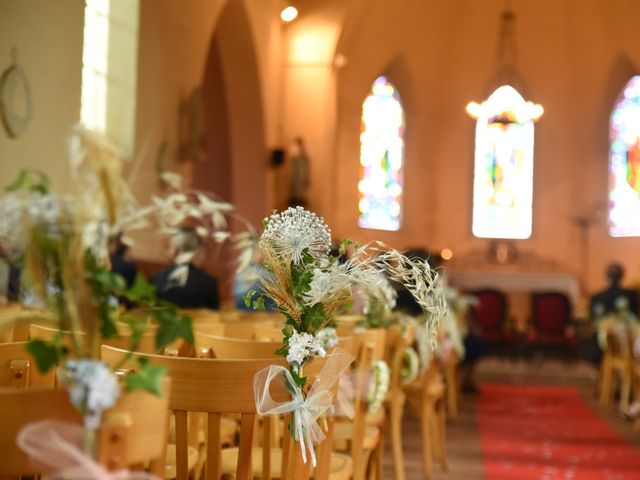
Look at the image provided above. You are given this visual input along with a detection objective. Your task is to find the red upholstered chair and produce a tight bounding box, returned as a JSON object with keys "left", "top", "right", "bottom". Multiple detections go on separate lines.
{"left": 527, "top": 292, "right": 576, "bottom": 358}
{"left": 468, "top": 289, "right": 508, "bottom": 340}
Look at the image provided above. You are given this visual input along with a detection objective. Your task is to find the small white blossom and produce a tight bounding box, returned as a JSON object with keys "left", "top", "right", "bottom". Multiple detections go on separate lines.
{"left": 286, "top": 331, "right": 326, "bottom": 367}
{"left": 61, "top": 359, "right": 121, "bottom": 429}
{"left": 316, "top": 327, "right": 339, "bottom": 350}
{"left": 261, "top": 207, "right": 331, "bottom": 264}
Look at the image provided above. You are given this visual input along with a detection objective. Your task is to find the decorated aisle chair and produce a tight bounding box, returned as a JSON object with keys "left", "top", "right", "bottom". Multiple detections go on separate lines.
{"left": 102, "top": 345, "right": 351, "bottom": 480}
{"left": 405, "top": 325, "right": 448, "bottom": 479}
{"left": 0, "top": 382, "right": 171, "bottom": 476}
{"left": 599, "top": 322, "right": 636, "bottom": 410}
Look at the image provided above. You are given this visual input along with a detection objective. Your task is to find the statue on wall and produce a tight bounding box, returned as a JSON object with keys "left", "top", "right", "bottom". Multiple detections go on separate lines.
{"left": 288, "top": 136, "right": 310, "bottom": 207}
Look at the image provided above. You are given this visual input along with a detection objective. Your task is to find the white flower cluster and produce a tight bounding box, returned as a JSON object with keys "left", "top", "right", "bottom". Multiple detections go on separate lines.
{"left": 286, "top": 331, "right": 326, "bottom": 368}
{"left": 401, "top": 347, "right": 420, "bottom": 385}
{"left": 61, "top": 359, "right": 121, "bottom": 429}
{"left": 261, "top": 207, "right": 331, "bottom": 264}
{"left": 367, "top": 360, "right": 390, "bottom": 413}
{"left": 303, "top": 264, "right": 351, "bottom": 307}
{"left": 316, "top": 327, "right": 339, "bottom": 350}
{"left": 0, "top": 192, "right": 67, "bottom": 251}
{"left": 360, "top": 270, "right": 397, "bottom": 315}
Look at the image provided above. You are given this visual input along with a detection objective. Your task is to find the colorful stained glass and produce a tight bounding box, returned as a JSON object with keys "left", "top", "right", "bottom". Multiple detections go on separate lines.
{"left": 358, "top": 76, "right": 404, "bottom": 231}
{"left": 609, "top": 76, "right": 640, "bottom": 237}
{"left": 470, "top": 85, "right": 539, "bottom": 239}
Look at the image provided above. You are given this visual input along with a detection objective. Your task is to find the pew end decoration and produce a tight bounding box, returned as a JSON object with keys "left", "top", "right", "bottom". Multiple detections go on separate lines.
{"left": 246, "top": 206, "right": 448, "bottom": 467}
{"left": 0, "top": 126, "right": 242, "bottom": 465}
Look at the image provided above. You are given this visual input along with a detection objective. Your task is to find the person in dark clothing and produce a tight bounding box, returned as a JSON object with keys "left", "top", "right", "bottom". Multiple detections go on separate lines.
{"left": 151, "top": 228, "right": 220, "bottom": 310}
{"left": 590, "top": 263, "right": 639, "bottom": 316}
{"left": 109, "top": 235, "right": 138, "bottom": 289}
{"left": 584, "top": 263, "right": 639, "bottom": 365}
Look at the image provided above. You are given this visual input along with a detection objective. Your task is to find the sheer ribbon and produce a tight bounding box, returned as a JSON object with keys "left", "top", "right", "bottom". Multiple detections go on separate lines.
{"left": 253, "top": 348, "right": 353, "bottom": 465}
{"left": 16, "top": 420, "right": 159, "bottom": 479}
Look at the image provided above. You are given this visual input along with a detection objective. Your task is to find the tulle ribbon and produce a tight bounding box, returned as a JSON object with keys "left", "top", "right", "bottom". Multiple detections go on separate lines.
{"left": 16, "top": 420, "right": 160, "bottom": 479}
{"left": 253, "top": 348, "right": 353, "bottom": 466}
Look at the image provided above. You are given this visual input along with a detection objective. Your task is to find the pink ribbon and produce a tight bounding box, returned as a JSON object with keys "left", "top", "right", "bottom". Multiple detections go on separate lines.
{"left": 17, "top": 420, "right": 160, "bottom": 479}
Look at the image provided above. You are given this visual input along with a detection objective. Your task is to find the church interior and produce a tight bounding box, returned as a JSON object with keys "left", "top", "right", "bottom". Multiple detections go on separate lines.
{"left": 1, "top": 0, "right": 640, "bottom": 478}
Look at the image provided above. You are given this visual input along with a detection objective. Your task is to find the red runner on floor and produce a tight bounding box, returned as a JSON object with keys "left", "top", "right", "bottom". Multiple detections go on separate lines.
{"left": 478, "top": 384, "right": 640, "bottom": 479}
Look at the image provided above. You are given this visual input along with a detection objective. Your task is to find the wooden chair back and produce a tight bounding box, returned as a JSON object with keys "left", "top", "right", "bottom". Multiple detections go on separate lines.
{"left": 252, "top": 324, "right": 283, "bottom": 341}
{"left": 350, "top": 341, "right": 376, "bottom": 479}
{"left": 0, "top": 383, "right": 170, "bottom": 476}
{"left": 0, "top": 341, "right": 56, "bottom": 389}
{"left": 195, "top": 332, "right": 281, "bottom": 359}
{"left": 101, "top": 345, "right": 332, "bottom": 480}
{"left": 29, "top": 323, "right": 158, "bottom": 355}
{"left": 352, "top": 328, "right": 387, "bottom": 361}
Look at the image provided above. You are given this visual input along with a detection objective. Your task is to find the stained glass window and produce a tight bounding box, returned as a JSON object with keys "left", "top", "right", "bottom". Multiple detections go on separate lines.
{"left": 358, "top": 76, "right": 404, "bottom": 231}
{"left": 468, "top": 85, "right": 542, "bottom": 239}
{"left": 609, "top": 76, "right": 640, "bottom": 237}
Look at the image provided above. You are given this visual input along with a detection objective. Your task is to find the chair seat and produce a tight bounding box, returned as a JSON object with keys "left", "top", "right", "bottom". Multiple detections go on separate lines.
{"left": 221, "top": 446, "right": 353, "bottom": 479}
{"left": 333, "top": 421, "right": 381, "bottom": 450}
{"left": 164, "top": 444, "right": 199, "bottom": 480}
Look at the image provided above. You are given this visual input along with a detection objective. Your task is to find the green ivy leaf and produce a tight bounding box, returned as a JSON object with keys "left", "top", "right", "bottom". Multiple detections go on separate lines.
{"left": 124, "top": 358, "right": 167, "bottom": 396}
{"left": 289, "top": 368, "right": 307, "bottom": 388}
{"left": 126, "top": 275, "right": 157, "bottom": 304}
{"left": 25, "top": 339, "right": 67, "bottom": 373}
{"left": 154, "top": 312, "right": 193, "bottom": 350}
{"left": 302, "top": 303, "right": 325, "bottom": 331}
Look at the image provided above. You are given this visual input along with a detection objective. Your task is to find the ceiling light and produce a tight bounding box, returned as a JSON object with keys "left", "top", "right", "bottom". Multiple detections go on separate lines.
{"left": 280, "top": 5, "right": 298, "bottom": 22}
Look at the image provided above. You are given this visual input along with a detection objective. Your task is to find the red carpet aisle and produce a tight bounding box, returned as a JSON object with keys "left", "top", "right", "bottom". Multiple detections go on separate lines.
{"left": 478, "top": 384, "right": 640, "bottom": 480}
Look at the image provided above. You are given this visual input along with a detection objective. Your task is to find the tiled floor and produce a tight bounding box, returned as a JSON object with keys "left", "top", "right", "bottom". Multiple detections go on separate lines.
{"left": 384, "top": 357, "right": 640, "bottom": 480}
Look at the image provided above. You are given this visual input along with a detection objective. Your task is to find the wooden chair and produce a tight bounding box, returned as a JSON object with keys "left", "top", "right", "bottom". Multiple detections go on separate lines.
{"left": 332, "top": 329, "right": 386, "bottom": 480}
{"left": 0, "top": 383, "right": 170, "bottom": 476}
{"left": 442, "top": 351, "right": 460, "bottom": 418}
{"left": 0, "top": 341, "right": 56, "bottom": 389}
{"left": 405, "top": 354, "right": 448, "bottom": 478}
{"left": 101, "top": 345, "right": 350, "bottom": 480}
{"left": 599, "top": 326, "right": 635, "bottom": 410}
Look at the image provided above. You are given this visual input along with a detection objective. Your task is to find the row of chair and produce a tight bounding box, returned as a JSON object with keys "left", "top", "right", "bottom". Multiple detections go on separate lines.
{"left": 0, "top": 306, "right": 453, "bottom": 479}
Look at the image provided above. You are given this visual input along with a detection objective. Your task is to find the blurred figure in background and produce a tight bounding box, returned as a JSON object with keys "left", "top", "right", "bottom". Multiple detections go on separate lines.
{"left": 109, "top": 234, "right": 137, "bottom": 289}
{"left": 152, "top": 227, "right": 220, "bottom": 310}
{"left": 590, "top": 263, "right": 639, "bottom": 317}
{"left": 0, "top": 245, "right": 20, "bottom": 305}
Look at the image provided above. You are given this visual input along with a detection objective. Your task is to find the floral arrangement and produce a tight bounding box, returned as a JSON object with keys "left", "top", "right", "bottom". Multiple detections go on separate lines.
{"left": 360, "top": 271, "right": 397, "bottom": 329}
{"left": 400, "top": 347, "right": 420, "bottom": 385}
{"left": 367, "top": 360, "right": 390, "bottom": 412}
{"left": 248, "top": 206, "right": 447, "bottom": 463}
{"left": 0, "top": 127, "right": 243, "bottom": 457}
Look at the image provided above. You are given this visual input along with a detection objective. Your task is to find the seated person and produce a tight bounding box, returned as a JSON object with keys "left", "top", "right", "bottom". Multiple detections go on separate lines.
{"left": 590, "top": 263, "right": 639, "bottom": 316}
{"left": 586, "top": 263, "right": 639, "bottom": 365}
{"left": 109, "top": 234, "right": 137, "bottom": 289}
{"left": 151, "top": 228, "right": 220, "bottom": 310}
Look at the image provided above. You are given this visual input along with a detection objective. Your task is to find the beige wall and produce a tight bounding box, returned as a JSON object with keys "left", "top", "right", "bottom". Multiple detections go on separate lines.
{"left": 0, "top": 0, "right": 84, "bottom": 190}
{"left": 317, "top": 0, "right": 640, "bottom": 295}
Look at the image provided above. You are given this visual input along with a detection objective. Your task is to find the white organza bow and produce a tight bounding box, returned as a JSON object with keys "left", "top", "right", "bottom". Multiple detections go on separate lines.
{"left": 17, "top": 420, "right": 160, "bottom": 479}
{"left": 253, "top": 348, "right": 353, "bottom": 466}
